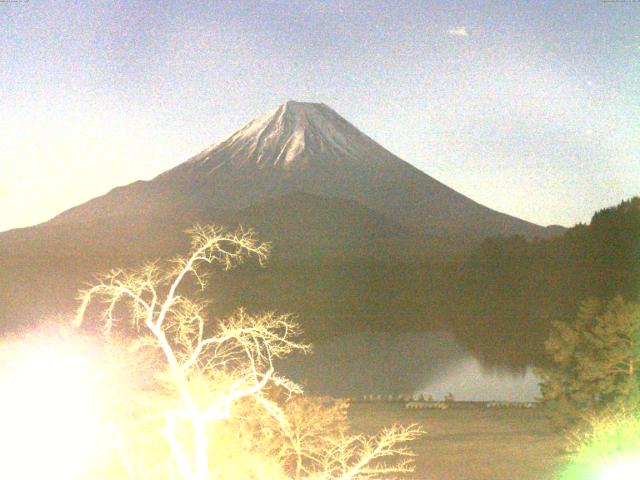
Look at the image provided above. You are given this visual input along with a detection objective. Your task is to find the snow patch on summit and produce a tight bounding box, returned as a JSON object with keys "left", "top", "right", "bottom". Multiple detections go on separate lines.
{"left": 187, "top": 101, "right": 387, "bottom": 171}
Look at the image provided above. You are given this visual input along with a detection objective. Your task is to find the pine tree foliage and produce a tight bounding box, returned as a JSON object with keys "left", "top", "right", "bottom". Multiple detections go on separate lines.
{"left": 538, "top": 296, "right": 640, "bottom": 428}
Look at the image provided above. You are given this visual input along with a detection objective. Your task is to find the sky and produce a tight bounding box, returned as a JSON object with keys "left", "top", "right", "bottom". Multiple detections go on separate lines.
{"left": 1, "top": 0, "right": 638, "bottom": 232}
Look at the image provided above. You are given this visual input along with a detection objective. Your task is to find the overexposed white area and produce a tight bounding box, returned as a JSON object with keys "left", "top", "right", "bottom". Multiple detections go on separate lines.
{"left": 0, "top": 339, "right": 103, "bottom": 480}
{"left": 418, "top": 356, "right": 541, "bottom": 402}
{"left": 597, "top": 457, "right": 640, "bottom": 480}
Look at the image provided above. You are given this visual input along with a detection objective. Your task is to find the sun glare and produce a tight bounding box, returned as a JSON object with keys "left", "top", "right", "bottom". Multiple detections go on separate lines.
{"left": 0, "top": 338, "right": 106, "bottom": 480}
{"left": 597, "top": 457, "right": 640, "bottom": 480}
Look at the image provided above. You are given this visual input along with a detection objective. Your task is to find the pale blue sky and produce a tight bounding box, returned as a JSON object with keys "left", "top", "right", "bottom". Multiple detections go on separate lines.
{"left": 1, "top": 0, "right": 638, "bottom": 231}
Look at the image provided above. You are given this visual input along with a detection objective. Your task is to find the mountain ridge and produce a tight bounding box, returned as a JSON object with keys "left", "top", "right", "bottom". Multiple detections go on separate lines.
{"left": 48, "top": 101, "right": 557, "bottom": 239}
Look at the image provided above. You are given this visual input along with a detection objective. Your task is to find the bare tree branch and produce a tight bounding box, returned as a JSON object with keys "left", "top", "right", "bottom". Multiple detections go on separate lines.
{"left": 74, "top": 224, "right": 422, "bottom": 480}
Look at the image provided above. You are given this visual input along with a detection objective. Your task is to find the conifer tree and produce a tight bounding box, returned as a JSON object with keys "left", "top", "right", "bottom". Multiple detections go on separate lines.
{"left": 538, "top": 296, "right": 640, "bottom": 428}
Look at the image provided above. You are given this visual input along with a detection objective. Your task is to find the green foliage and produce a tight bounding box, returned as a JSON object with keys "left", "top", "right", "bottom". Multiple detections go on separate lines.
{"left": 557, "top": 409, "right": 640, "bottom": 480}
{"left": 537, "top": 296, "right": 640, "bottom": 429}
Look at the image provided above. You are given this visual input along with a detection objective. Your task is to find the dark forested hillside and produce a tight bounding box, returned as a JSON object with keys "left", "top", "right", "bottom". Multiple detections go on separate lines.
{"left": 0, "top": 198, "right": 635, "bottom": 374}
{"left": 454, "top": 197, "right": 640, "bottom": 367}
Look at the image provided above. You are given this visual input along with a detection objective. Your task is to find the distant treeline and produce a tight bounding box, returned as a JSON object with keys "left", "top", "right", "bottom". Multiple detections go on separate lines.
{"left": 453, "top": 197, "right": 640, "bottom": 368}
{"left": 1, "top": 198, "right": 637, "bottom": 374}
{"left": 203, "top": 198, "right": 639, "bottom": 370}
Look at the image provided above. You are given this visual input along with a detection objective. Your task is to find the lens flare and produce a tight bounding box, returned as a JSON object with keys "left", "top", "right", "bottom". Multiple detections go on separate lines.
{"left": 0, "top": 339, "right": 104, "bottom": 480}
{"left": 597, "top": 457, "right": 640, "bottom": 480}
{"left": 557, "top": 410, "right": 640, "bottom": 480}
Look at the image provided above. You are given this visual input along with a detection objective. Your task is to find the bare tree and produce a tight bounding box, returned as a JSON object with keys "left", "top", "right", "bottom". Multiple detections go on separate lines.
{"left": 75, "top": 224, "right": 422, "bottom": 480}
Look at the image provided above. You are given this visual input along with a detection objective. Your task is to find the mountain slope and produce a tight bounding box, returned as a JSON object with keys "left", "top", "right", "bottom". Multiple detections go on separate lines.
{"left": 49, "top": 101, "right": 553, "bottom": 239}
{"left": 0, "top": 101, "right": 571, "bottom": 374}
{"left": 0, "top": 191, "right": 425, "bottom": 260}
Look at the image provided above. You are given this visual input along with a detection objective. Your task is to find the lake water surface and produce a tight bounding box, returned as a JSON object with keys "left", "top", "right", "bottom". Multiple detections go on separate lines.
{"left": 279, "top": 331, "right": 541, "bottom": 401}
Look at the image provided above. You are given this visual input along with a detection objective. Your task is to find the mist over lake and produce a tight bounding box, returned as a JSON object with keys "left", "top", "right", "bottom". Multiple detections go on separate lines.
{"left": 279, "top": 331, "right": 541, "bottom": 401}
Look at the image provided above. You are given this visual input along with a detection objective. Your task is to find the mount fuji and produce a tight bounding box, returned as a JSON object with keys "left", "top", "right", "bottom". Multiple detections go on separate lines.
{"left": 0, "top": 101, "right": 563, "bottom": 333}
{"left": 46, "top": 101, "right": 554, "bottom": 243}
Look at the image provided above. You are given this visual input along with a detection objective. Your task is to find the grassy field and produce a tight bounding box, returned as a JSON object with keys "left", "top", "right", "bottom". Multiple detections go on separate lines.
{"left": 348, "top": 402, "right": 568, "bottom": 480}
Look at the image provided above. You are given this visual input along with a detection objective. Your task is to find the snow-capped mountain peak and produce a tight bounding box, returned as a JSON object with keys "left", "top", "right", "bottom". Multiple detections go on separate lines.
{"left": 50, "top": 101, "right": 551, "bottom": 240}
{"left": 186, "top": 101, "right": 386, "bottom": 171}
